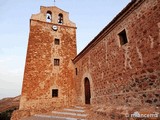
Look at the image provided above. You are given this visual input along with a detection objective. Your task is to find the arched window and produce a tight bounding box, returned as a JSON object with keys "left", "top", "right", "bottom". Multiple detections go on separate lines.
{"left": 58, "top": 13, "right": 63, "bottom": 24}
{"left": 46, "top": 11, "right": 52, "bottom": 22}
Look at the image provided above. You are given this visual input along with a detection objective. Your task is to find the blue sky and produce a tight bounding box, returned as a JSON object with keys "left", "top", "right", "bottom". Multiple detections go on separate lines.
{"left": 0, "top": 0, "right": 130, "bottom": 99}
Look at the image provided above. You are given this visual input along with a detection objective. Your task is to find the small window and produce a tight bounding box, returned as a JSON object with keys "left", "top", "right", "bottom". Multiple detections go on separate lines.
{"left": 52, "top": 89, "right": 58, "bottom": 97}
{"left": 118, "top": 29, "right": 128, "bottom": 45}
{"left": 58, "top": 13, "right": 63, "bottom": 24}
{"left": 55, "top": 38, "right": 60, "bottom": 45}
{"left": 54, "top": 59, "right": 60, "bottom": 66}
{"left": 75, "top": 68, "right": 78, "bottom": 75}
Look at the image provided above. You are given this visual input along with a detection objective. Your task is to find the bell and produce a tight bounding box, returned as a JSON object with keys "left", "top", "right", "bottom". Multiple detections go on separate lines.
{"left": 47, "top": 16, "right": 51, "bottom": 19}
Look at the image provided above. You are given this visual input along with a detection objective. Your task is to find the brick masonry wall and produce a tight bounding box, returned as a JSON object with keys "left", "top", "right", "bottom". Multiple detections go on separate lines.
{"left": 74, "top": 0, "right": 160, "bottom": 107}
{"left": 20, "top": 12, "right": 77, "bottom": 111}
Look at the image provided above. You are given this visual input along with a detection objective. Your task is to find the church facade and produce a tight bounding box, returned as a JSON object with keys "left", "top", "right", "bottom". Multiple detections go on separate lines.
{"left": 13, "top": 0, "right": 160, "bottom": 119}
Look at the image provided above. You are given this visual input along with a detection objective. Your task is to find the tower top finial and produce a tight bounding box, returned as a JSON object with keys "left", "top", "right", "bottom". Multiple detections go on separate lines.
{"left": 54, "top": 0, "right": 56, "bottom": 6}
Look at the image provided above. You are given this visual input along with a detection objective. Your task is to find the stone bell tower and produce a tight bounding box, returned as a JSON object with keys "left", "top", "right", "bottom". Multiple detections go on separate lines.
{"left": 20, "top": 6, "right": 77, "bottom": 111}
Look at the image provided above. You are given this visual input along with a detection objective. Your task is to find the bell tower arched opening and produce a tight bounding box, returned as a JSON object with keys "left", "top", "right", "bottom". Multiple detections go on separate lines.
{"left": 46, "top": 11, "right": 52, "bottom": 22}
{"left": 58, "top": 13, "right": 63, "bottom": 24}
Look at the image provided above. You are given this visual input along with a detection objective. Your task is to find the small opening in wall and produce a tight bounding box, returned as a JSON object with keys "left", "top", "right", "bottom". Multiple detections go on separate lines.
{"left": 58, "top": 13, "right": 63, "bottom": 24}
{"left": 118, "top": 29, "right": 128, "bottom": 45}
{"left": 46, "top": 11, "right": 52, "bottom": 22}
{"left": 75, "top": 68, "right": 78, "bottom": 75}
{"left": 52, "top": 89, "right": 58, "bottom": 97}
{"left": 55, "top": 38, "right": 60, "bottom": 45}
{"left": 54, "top": 59, "right": 60, "bottom": 66}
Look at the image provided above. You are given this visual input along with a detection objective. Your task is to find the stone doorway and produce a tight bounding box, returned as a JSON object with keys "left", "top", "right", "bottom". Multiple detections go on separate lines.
{"left": 84, "top": 77, "right": 91, "bottom": 104}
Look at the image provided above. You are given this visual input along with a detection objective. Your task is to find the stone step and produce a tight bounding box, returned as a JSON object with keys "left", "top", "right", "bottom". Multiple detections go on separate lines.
{"left": 74, "top": 106, "right": 85, "bottom": 109}
{"left": 34, "top": 114, "right": 86, "bottom": 120}
{"left": 23, "top": 114, "right": 87, "bottom": 120}
{"left": 52, "top": 111, "right": 88, "bottom": 117}
{"left": 63, "top": 108, "right": 85, "bottom": 113}
{"left": 22, "top": 106, "right": 88, "bottom": 120}
{"left": 23, "top": 115, "right": 65, "bottom": 120}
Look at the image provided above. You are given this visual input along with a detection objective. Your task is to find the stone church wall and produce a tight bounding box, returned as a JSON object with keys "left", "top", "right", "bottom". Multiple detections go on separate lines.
{"left": 20, "top": 6, "right": 77, "bottom": 112}
{"left": 74, "top": 0, "right": 160, "bottom": 108}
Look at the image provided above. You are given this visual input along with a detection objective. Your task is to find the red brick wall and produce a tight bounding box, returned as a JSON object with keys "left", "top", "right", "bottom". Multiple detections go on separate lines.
{"left": 74, "top": 0, "right": 160, "bottom": 107}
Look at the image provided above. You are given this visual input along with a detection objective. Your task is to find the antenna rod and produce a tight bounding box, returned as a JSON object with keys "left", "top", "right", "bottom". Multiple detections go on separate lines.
{"left": 54, "top": 0, "right": 56, "bottom": 6}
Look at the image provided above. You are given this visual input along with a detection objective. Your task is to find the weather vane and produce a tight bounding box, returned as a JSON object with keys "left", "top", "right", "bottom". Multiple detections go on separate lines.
{"left": 54, "top": 0, "right": 56, "bottom": 6}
